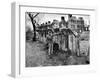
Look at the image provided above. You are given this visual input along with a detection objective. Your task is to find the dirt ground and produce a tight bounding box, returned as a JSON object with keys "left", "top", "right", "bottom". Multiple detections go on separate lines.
{"left": 25, "top": 40, "right": 89, "bottom": 67}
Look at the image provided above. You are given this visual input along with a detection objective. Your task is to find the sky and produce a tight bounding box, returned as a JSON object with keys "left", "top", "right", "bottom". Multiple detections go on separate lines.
{"left": 25, "top": 12, "right": 90, "bottom": 31}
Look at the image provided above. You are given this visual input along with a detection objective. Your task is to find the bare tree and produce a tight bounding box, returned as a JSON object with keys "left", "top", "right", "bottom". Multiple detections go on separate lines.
{"left": 27, "top": 12, "right": 39, "bottom": 41}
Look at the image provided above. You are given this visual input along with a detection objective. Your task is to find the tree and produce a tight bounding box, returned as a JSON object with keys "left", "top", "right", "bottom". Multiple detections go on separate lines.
{"left": 27, "top": 12, "right": 39, "bottom": 41}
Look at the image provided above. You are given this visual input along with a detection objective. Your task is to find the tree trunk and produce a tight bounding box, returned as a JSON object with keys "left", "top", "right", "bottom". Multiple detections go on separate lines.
{"left": 32, "top": 23, "right": 36, "bottom": 41}
{"left": 28, "top": 13, "right": 36, "bottom": 41}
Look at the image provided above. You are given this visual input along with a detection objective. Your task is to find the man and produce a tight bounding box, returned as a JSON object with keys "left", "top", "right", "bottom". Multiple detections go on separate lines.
{"left": 59, "top": 16, "right": 68, "bottom": 50}
{"left": 46, "top": 31, "right": 53, "bottom": 56}
{"left": 59, "top": 16, "right": 68, "bottom": 29}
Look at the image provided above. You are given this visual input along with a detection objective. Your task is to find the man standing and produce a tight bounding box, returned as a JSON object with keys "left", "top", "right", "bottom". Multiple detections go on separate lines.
{"left": 46, "top": 31, "right": 53, "bottom": 56}
{"left": 59, "top": 16, "right": 68, "bottom": 29}
{"left": 59, "top": 16, "right": 68, "bottom": 50}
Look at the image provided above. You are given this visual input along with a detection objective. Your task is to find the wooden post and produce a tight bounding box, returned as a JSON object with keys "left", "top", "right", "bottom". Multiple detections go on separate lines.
{"left": 77, "top": 35, "right": 80, "bottom": 56}
{"left": 72, "top": 35, "right": 73, "bottom": 53}
{"left": 66, "top": 34, "right": 69, "bottom": 49}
